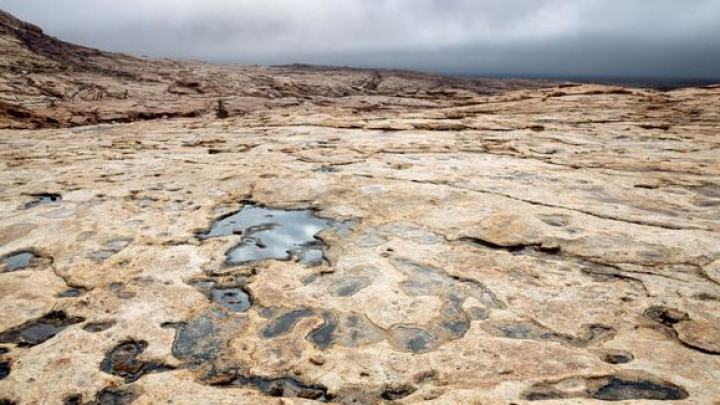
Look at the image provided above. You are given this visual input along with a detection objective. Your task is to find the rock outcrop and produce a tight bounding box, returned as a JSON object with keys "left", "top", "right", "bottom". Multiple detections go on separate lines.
{"left": 1, "top": 7, "right": 719, "bottom": 405}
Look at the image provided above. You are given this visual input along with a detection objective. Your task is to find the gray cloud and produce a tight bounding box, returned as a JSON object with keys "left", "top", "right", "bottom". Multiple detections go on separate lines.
{"left": 1, "top": 0, "right": 719, "bottom": 79}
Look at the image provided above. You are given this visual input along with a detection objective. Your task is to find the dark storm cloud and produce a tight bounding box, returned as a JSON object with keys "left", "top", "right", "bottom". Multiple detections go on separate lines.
{"left": 1, "top": 0, "right": 719, "bottom": 79}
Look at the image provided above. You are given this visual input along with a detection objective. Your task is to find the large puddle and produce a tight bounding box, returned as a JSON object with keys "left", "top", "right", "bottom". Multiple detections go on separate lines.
{"left": 198, "top": 204, "right": 339, "bottom": 266}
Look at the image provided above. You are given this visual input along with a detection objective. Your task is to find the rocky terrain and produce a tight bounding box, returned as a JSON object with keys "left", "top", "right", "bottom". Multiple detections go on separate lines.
{"left": 1, "top": 8, "right": 720, "bottom": 405}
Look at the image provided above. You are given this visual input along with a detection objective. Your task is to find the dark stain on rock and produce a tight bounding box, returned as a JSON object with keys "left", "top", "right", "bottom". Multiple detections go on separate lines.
{"left": 57, "top": 288, "right": 87, "bottom": 298}
{"left": 25, "top": 193, "right": 61, "bottom": 209}
{"left": 537, "top": 215, "right": 570, "bottom": 227}
{"left": 83, "top": 321, "right": 116, "bottom": 333}
{"left": 328, "top": 277, "right": 371, "bottom": 297}
{"left": 484, "top": 320, "right": 615, "bottom": 349}
{"left": 62, "top": 395, "right": 82, "bottom": 405}
{"left": 308, "top": 313, "right": 384, "bottom": 350}
{"left": 441, "top": 320, "right": 470, "bottom": 337}
{"left": 380, "top": 385, "right": 417, "bottom": 401}
{"left": 214, "top": 373, "right": 333, "bottom": 402}
{"left": 599, "top": 350, "right": 634, "bottom": 365}
{"left": 315, "top": 165, "right": 340, "bottom": 173}
{"left": 468, "top": 307, "right": 489, "bottom": 320}
{"left": 0, "top": 360, "right": 10, "bottom": 381}
{"left": 389, "top": 326, "right": 435, "bottom": 354}
{"left": 90, "top": 240, "right": 132, "bottom": 262}
{"left": 101, "top": 340, "right": 174, "bottom": 383}
{"left": 523, "top": 373, "right": 689, "bottom": 401}
{"left": 644, "top": 306, "right": 689, "bottom": 326}
{"left": 0, "top": 311, "right": 85, "bottom": 347}
{"left": 0, "top": 400, "right": 16, "bottom": 405}
{"left": 166, "top": 309, "right": 246, "bottom": 365}
{"left": 307, "top": 312, "right": 337, "bottom": 349}
{"left": 63, "top": 387, "right": 139, "bottom": 405}
{"left": 261, "top": 309, "right": 314, "bottom": 338}
{"left": 593, "top": 376, "right": 688, "bottom": 401}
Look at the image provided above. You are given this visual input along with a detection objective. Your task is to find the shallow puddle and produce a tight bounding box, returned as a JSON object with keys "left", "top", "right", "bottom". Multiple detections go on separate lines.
{"left": 593, "top": 377, "right": 688, "bottom": 401}
{"left": 56, "top": 288, "right": 86, "bottom": 298}
{"left": 1, "top": 251, "right": 38, "bottom": 272}
{"left": 190, "top": 281, "right": 252, "bottom": 313}
{"left": 211, "top": 288, "right": 252, "bottom": 312}
{"left": 198, "top": 203, "right": 339, "bottom": 266}
{"left": 0, "top": 311, "right": 85, "bottom": 347}
{"left": 25, "top": 193, "right": 62, "bottom": 209}
{"left": 328, "top": 277, "right": 371, "bottom": 297}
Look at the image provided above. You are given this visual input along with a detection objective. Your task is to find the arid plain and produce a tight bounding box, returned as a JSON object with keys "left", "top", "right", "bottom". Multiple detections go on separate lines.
{"left": 1, "top": 8, "right": 720, "bottom": 405}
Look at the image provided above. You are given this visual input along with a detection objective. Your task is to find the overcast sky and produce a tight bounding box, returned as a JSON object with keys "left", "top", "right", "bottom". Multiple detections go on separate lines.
{"left": 2, "top": 0, "right": 719, "bottom": 79}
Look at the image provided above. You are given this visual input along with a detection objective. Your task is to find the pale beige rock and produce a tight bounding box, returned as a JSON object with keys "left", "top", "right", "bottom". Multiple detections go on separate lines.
{"left": 1, "top": 6, "right": 720, "bottom": 405}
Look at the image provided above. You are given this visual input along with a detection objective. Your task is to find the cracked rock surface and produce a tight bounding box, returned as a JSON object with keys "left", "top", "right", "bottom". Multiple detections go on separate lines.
{"left": 1, "top": 7, "right": 720, "bottom": 405}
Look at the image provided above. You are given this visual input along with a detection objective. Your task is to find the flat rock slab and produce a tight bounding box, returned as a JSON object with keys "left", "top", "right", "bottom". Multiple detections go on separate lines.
{"left": 1, "top": 83, "right": 720, "bottom": 405}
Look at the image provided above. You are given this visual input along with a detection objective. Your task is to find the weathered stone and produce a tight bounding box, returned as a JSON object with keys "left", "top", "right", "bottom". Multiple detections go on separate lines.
{"left": 1, "top": 7, "right": 719, "bottom": 405}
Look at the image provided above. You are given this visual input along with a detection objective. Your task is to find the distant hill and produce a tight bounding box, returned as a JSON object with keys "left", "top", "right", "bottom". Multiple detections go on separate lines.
{"left": 0, "top": 8, "right": 555, "bottom": 129}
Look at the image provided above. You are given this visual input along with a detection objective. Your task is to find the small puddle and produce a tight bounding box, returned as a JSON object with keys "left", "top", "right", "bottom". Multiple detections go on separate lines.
{"left": 261, "top": 309, "right": 314, "bottom": 338}
{"left": 56, "top": 288, "right": 86, "bottom": 298}
{"left": 0, "top": 311, "right": 85, "bottom": 347}
{"left": 198, "top": 203, "right": 341, "bottom": 266}
{"left": 83, "top": 321, "right": 116, "bottom": 333}
{"left": 90, "top": 239, "right": 132, "bottom": 262}
{"left": 190, "top": 281, "right": 252, "bottom": 313}
{"left": 211, "top": 288, "right": 252, "bottom": 313}
{"left": 0, "top": 361, "right": 9, "bottom": 381}
{"left": 1, "top": 251, "right": 38, "bottom": 272}
{"left": 25, "top": 193, "right": 62, "bottom": 209}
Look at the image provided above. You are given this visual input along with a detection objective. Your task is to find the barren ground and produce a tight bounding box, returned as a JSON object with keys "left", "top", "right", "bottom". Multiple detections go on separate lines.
{"left": 1, "top": 8, "right": 720, "bottom": 405}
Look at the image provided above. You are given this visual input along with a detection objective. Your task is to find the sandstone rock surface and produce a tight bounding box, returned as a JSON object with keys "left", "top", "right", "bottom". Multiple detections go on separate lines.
{"left": 1, "top": 8, "right": 720, "bottom": 405}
